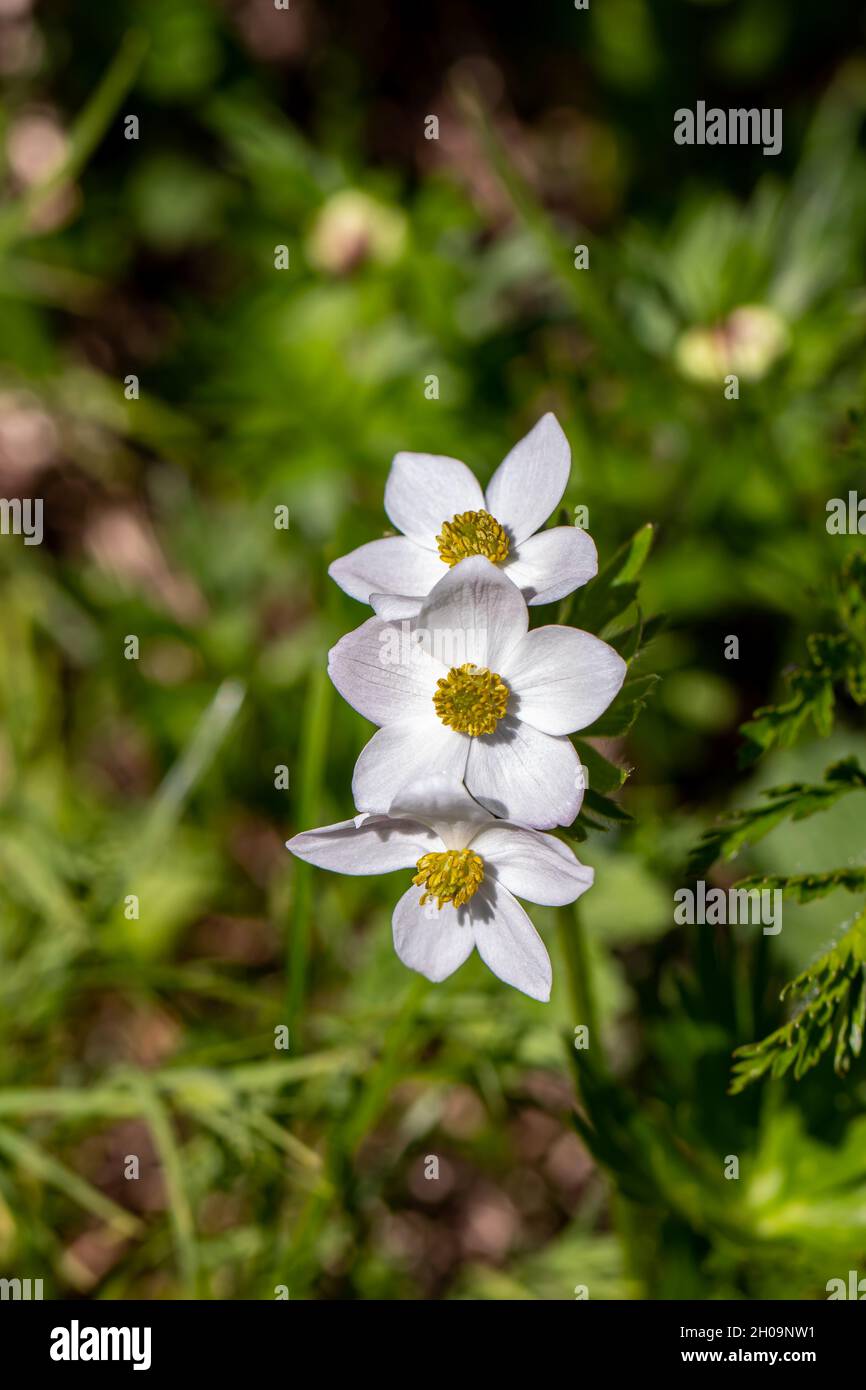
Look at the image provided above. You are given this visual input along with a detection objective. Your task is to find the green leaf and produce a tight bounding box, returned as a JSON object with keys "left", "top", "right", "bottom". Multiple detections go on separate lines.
{"left": 559, "top": 819, "right": 591, "bottom": 844}
{"left": 730, "top": 910, "right": 866, "bottom": 1092}
{"left": 610, "top": 522, "right": 655, "bottom": 585}
{"left": 560, "top": 524, "right": 655, "bottom": 633}
{"left": 582, "top": 673, "right": 660, "bottom": 737}
{"left": 739, "top": 663, "right": 837, "bottom": 767}
{"left": 582, "top": 789, "right": 633, "bottom": 823}
{"left": 735, "top": 867, "right": 866, "bottom": 904}
{"left": 687, "top": 758, "right": 866, "bottom": 877}
{"left": 738, "top": 555, "right": 866, "bottom": 766}
{"left": 608, "top": 610, "right": 666, "bottom": 663}
{"left": 574, "top": 739, "right": 631, "bottom": 795}
{"left": 560, "top": 792, "right": 633, "bottom": 843}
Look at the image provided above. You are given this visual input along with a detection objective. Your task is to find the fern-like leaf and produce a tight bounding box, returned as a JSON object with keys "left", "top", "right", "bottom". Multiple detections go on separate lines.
{"left": 687, "top": 758, "right": 866, "bottom": 877}
{"left": 735, "top": 867, "right": 866, "bottom": 904}
{"left": 730, "top": 911, "right": 866, "bottom": 1092}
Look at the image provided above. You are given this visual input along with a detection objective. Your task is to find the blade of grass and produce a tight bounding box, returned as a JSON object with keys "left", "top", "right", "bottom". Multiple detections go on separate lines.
{"left": 134, "top": 1079, "right": 199, "bottom": 1298}
{"left": 244, "top": 1110, "right": 330, "bottom": 1186}
{"left": 220, "top": 1048, "right": 368, "bottom": 1090}
{"left": 92, "top": 678, "right": 245, "bottom": 916}
{"left": 0, "top": 1087, "right": 138, "bottom": 1118}
{"left": 0, "top": 1123, "right": 142, "bottom": 1237}
{"left": 138, "top": 678, "right": 246, "bottom": 855}
{"left": 0, "top": 31, "right": 149, "bottom": 249}
{"left": 454, "top": 79, "right": 641, "bottom": 368}
{"left": 343, "top": 976, "right": 430, "bottom": 1152}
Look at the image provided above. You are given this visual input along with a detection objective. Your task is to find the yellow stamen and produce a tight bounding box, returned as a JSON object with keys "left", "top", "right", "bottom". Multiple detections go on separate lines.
{"left": 433, "top": 663, "right": 509, "bottom": 736}
{"left": 413, "top": 847, "right": 484, "bottom": 909}
{"left": 436, "top": 509, "right": 510, "bottom": 567}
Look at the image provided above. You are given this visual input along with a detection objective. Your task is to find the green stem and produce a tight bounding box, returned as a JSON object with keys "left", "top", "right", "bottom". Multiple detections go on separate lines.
{"left": 343, "top": 976, "right": 429, "bottom": 1152}
{"left": 558, "top": 899, "right": 600, "bottom": 1046}
{"left": 559, "top": 903, "right": 644, "bottom": 1292}
{"left": 286, "top": 664, "right": 334, "bottom": 1043}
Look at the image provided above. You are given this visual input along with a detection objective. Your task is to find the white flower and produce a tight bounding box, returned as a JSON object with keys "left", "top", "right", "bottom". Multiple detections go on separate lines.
{"left": 286, "top": 776, "right": 594, "bottom": 1000}
{"left": 328, "top": 413, "right": 597, "bottom": 617}
{"left": 328, "top": 555, "right": 626, "bottom": 829}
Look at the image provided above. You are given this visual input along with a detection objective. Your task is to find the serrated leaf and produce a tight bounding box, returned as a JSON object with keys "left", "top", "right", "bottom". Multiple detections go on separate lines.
{"left": 846, "top": 662, "right": 866, "bottom": 704}
{"left": 574, "top": 739, "right": 631, "bottom": 795}
{"left": 688, "top": 758, "right": 866, "bottom": 876}
{"left": 560, "top": 524, "right": 655, "bottom": 632}
{"left": 582, "top": 673, "right": 660, "bottom": 737}
{"left": 558, "top": 820, "right": 591, "bottom": 844}
{"left": 583, "top": 788, "right": 633, "bottom": 823}
{"left": 735, "top": 867, "right": 866, "bottom": 904}
{"left": 608, "top": 610, "right": 666, "bottom": 663}
{"left": 736, "top": 556, "right": 866, "bottom": 766}
{"left": 730, "top": 910, "right": 866, "bottom": 1093}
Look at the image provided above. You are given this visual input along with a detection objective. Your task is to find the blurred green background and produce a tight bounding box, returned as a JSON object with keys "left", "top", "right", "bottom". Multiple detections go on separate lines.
{"left": 1, "top": 0, "right": 866, "bottom": 1300}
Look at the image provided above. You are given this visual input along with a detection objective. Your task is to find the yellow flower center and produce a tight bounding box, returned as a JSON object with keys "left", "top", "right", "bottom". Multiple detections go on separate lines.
{"left": 436, "top": 509, "right": 510, "bottom": 567}
{"left": 413, "top": 848, "right": 484, "bottom": 909}
{"left": 432, "top": 663, "right": 510, "bottom": 736}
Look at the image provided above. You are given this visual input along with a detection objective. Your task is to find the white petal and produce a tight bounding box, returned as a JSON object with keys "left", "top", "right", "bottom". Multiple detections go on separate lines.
{"left": 414, "top": 555, "right": 528, "bottom": 671}
{"left": 469, "top": 881, "right": 551, "bottom": 1001}
{"left": 328, "top": 616, "right": 444, "bottom": 726}
{"left": 500, "top": 626, "right": 627, "bottom": 736}
{"left": 287, "top": 816, "right": 439, "bottom": 874}
{"left": 465, "top": 716, "right": 582, "bottom": 828}
{"left": 392, "top": 885, "right": 475, "bottom": 982}
{"left": 389, "top": 773, "right": 493, "bottom": 849}
{"left": 329, "top": 537, "right": 445, "bottom": 606}
{"left": 385, "top": 452, "right": 485, "bottom": 547}
{"left": 484, "top": 414, "right": 570, "bottom": 545}
{"left": 471, "top": 823, "right": 593, "bottom": 905}
{"left": 370, "top": 593, "right": 425, "bottom": 620}
{"left": 352, "top": 717, "right": 469, "bottom": 814}
{"left": 504, "top": 527, "right": 597, "bottom": 606}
